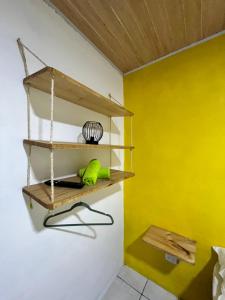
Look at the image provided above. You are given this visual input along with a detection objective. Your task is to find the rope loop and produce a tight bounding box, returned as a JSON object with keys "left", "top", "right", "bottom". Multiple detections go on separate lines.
{"left": 17, "top": 38, "right": 48, "bottom": 208}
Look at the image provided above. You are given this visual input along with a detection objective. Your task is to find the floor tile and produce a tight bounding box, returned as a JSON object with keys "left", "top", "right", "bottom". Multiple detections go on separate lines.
{"left": 102, "top": 277, "right": 140, "bottom": 300}
{"left": 118, "top": 265, "right": 147, "bottom": 293}
{"left": 143, "top": 280, "right": 178, "bottom": 300}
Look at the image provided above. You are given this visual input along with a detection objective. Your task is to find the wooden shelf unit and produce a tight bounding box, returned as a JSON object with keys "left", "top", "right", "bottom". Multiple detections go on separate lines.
{"left": 142, "top": 225, "right": 196, "bottom": 264}
{"left": 23, "top": 139, "right": 134, "bottom": 150}
{"left": 23, "top": 67, "right": 133, "bottom": 117}
{"left": 23, "top": 169, "right": 134, "bottom": 210}
{"left": 22, "top": 63, "right": 134, "bottom": 211}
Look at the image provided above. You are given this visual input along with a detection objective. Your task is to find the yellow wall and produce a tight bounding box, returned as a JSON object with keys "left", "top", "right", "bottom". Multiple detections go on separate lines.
{"left": 124, "top": 34, "right": 225, "bottom": 300}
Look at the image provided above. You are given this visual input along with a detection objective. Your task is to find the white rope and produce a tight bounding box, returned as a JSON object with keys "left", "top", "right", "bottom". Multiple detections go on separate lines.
{"left": 17, "top": 39, "right": 29, "bottom": 77}
{"left": 26, "top": 85, "right": 31, "bottom": 140}
{"left": 27, "top": 146, "right": 31, "bottom": 186}
{"left": 130, "top": 149, "right": 133, "bottom": 173}
{"left": 27, "top": 145, "right": 33, "bottom": 209}
{"left": 17, "top": 38, "right": 33, "bottom": 208}
{"left": 50, "top": 76, "right": 54, "bottom": 143}
{"left": 17, "top": 39, "right": 31, "bottom": 139}
{"left": 109, "top": 117, "right": 112, "bottom": 169}
{"left": 17, "top": 38, "right": 47, "bottom": 68}
{"left": 130, "top": 116, "right": 134, "bottom": 173}
{"left": 17, "top": 38, "right": 51, "bottom": 207}
{"left": 50, "top": 73, "right": 55, "bottom": 202}
{"left": 50, "top": 149, "right": 54, "bottom": 202}
{"left": 130, "top": 116, "right": 133, "bottom": 146}
{"left": 108, "top": 93, "right": 123, "bottom": 106}
{"left": 26, "top": 87, "right": 31, "bottom": 188}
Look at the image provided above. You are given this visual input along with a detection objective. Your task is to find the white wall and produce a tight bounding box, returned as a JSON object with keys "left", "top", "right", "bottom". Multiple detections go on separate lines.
{"left": 0, "top": 1, "right": 124, "bottom": 299}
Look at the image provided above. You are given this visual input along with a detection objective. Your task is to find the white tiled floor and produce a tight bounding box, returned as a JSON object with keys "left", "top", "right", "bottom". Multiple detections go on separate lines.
{"left": 102, "top": 277, "right": 140, "bottom": 300}
{"left": 102, "top": 265, "right": 178, "bottom": 300}
{"left": 143, "top": 280, "right": 177, "bottom": 300}
{"left": 118, "top": 265, "right": 147, "bottom": 293}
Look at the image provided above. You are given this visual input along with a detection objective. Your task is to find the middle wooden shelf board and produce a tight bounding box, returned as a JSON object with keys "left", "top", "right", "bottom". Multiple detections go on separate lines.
{"left": 24, "top": 139, "right": 134, "bottom": 150}
{"left": 23, "top": 169, "right": 135, "bottom": 210}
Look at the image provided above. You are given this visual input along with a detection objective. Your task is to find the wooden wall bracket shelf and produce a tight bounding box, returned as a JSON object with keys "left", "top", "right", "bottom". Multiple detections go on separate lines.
{"left": 23, "top": 66, "right": 133, "bottom": 117}
{"left": 21, "top": 63, "right": 134, "bottom": 210}
{"left": 142, "top": 225, "right": 197, "bottom": 264}
{"left": 23, "top": 169, "right": 134, "bottom": 210}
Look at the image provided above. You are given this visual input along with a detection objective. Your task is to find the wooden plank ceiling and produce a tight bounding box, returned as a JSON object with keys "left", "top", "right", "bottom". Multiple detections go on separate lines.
{"left": 51, "top": 0, "right": 225, "bottom": 73}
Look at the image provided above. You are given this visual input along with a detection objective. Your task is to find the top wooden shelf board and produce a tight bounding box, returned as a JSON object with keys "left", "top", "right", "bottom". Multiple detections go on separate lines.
{"left": 23, "top": 67, "right": 133, "bottom": 117}
{"left": 143, "top": 225, "right": 197, "bottom": 264}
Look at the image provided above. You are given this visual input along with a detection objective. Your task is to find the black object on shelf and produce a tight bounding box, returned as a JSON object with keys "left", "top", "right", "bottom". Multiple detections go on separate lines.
{"left": 44, "top": 180, "right": 84, "bottom": 189}
{"left": 82, "top": 121, "right": 103, "bottom": 144}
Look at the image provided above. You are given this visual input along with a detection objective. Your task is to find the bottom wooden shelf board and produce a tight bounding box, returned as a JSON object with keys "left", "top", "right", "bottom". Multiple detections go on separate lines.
{"left": 23, "top": 169, "right": 134, "bottom": 210}
{"left": 142, "top": 225, "right": 196, "bottom": 264}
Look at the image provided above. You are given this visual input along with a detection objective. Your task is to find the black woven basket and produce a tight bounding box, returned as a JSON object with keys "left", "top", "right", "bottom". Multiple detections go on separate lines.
{"left": 82, "top": 121, "right": 103, "bottom": 144}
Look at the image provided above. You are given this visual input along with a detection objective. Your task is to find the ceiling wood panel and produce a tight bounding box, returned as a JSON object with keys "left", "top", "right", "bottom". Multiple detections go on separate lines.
{"left": 51, "top": 0, "right": 225, "bottom": 73}
{"left": 109, "top": 0, "right": 156, "bottom": 64}
{"left": 144, "top": 0, "right": 184, "bottom": 53}
{"left": 87, "top": 0, "right": 142, "bottom": 69}
{"left": 181, "top": 0, "right": 202, "bottom": 44}
{"left": 202, "top": 0, "right": 225, "bottom": 37}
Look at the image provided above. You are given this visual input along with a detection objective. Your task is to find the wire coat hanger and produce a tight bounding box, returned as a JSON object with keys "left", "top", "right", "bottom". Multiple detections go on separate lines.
{"left": 43, "top": 201, "right": 114, "bottom": 228}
